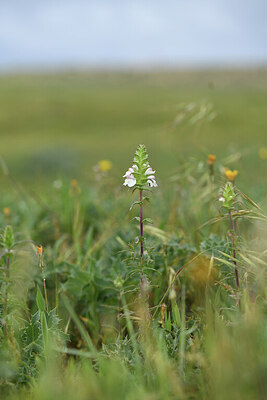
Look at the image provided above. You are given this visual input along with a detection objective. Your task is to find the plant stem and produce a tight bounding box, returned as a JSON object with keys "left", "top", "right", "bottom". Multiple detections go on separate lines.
{"left": 139, "top": 189, "right": 144, "bottom": 294}
{"left": 229, "top": 210, "right": 240, "bottom": 289}
{"left": 139, "top": 189, "right": 143, "bottom": 258}
{"left": 3, "top": 256, "right": 10, "bottom": 338}
{"left": 209, "top": 164, "right": 214, "bottom": 188}
{"left": 118, "top": 290, "right": 122, "bottom": 338}
{"left": 40, "top": 256, "right": 49, "bottom": 312}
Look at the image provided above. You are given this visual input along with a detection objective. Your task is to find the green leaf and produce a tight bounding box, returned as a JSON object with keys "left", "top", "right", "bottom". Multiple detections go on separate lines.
{"left": 41, "top": 311, "right": 49, "bottom": 352}
{"left": 143, "top": 218, "right": 153, "bottom": 224}
{"left": 130, "top": 216, "right": 140, "bottom": 223}
{"left": 22, "top": 317, "right": 41, "bottom": 346}
{"left": 63, "top": 268, "right": 91, "bottom": 299}
{"left": 172, "top": 303, "right": 181, "bottom": 328}
{"left": 129, "top": 201, "right": 141, "bottom": 211}
{"left": 165, "top": 310, "right": 172, "bottom": 332}
{"left": 36, "top": 285, "right": 46, "bottom": 312}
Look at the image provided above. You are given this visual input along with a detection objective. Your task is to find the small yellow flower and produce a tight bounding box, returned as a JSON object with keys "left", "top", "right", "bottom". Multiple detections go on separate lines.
{"left": 70, "top": 178, "right": 81, "bottom": 195}
{"left": 3, "top": 207, "right": 11, "bottom": 217}
{"left": 259, "top": 147, "right": 267, "bottom": 160}
{"left": 36, "top": 245, "right": 43, "bottom": 256}
{"left": 225, "top": 168, "right": 238, "bottom": 181}
{"left": 98, "top": 160, "right": 112, "bottom": 172}
{"left": 70, "top": 179, "right": 79, "bottom": 188}
{"left": 207, "top": 154, "right": 216, "bottom": 165}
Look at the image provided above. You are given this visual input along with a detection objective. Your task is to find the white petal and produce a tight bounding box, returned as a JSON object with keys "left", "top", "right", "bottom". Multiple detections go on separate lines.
{"left": 145, "top": 167, "right": 155, "bottom": 175}
{"left": 123, "top": 170, "right": 134, "bottom": 178}
{"left": 123, "top": 177, "right": 136, "bottom": 187}
{"left": 148, "top": 179, "right": 158, "bottom": 187}
{"left": 219, "top": 197, "right": 225, "bottom": 202}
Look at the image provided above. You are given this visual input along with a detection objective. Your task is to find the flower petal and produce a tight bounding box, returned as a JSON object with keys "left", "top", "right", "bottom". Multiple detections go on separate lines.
{"left": 123, "top": 177, "right": 136, "bottom": 187}
{"left": 145, "top": 167, "right": 155, "bottom": 175}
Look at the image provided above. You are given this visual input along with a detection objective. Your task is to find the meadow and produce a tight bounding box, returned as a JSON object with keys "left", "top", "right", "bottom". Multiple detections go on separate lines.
{"left": 0, "top": 69, "right": 267, "bottom": 400}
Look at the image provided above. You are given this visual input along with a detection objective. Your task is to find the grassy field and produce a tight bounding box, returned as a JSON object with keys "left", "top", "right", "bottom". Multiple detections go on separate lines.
{"left": 0, "top": 69, "right": 267, "bottom": 400}
{"left": 1, "top": 69, "right": 267, "bottom": 186}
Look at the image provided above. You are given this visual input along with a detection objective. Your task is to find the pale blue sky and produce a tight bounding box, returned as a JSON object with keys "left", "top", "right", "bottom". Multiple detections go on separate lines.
{"left": 0, "top": 0, "right": 267, "bottom": 70}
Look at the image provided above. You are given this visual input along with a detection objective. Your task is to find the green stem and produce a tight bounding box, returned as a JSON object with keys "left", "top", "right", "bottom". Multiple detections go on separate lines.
{"left": 3, "top": 256, "right": 10, "bottom": 338}
{"left": 140, "top": 189, "right": 143, "bottom": 259}
{"left": 139, "top": 189, "right": 145, "bottom": 295}
{"left": 40, "top": 258, "right": 49, "bottom": 312}
{"left": 229, "top": 210, "right": 240, "bottom": 289}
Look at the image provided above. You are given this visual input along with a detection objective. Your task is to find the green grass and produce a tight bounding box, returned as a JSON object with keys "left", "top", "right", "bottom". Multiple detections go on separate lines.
{"left": 0, "top": 70, "right": 267, "bottom": 400}
{"left": 1, "top": 70, "right": 267, "bottom": 187}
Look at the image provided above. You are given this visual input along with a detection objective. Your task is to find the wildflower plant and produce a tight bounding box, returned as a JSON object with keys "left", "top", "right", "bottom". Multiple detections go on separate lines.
{"left": 219, "top": 181, "right": 236, "bottom": 211}
{"left": 123, "top": 144, "right": 158, "bottom": 294}
{"left": 219, "top": 182, "right": 240, "bottom": 292}
{"left": 36, "top": 245, "right": 48, "bottom": 312}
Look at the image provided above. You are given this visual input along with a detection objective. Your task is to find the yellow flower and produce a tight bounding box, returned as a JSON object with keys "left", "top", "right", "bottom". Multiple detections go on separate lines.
{"left": 207, "top": 154, "right": 216, "bottom": 165}
{"left": 3, "top": 207, "right": 11, "bottom": 217}
{"left": 70, "top": 179, "right": 79, "bottom": 188}
{"left": 225, "top": 168, "right": 238, "bottom": 181}
{"left": 70, "top": 179, "right": 81, "bottom": 195}
{"left": 259, "top": 147, "right": 267, "bottom": 160}
{"left": 98, "top": 160, "right": 112, "bottom": 172}
{"left": 36, "top": 245, "right": 43, "bottom": 256}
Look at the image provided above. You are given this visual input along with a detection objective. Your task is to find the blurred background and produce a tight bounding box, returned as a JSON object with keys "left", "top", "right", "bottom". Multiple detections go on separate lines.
{"left": 0, "top": 0, "right": 267, "bottom": 191}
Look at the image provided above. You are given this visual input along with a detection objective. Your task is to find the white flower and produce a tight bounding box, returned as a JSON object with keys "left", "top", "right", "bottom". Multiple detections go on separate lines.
{"left": 53, "top": 180, "right": 62, "bottom": 189}
{"left": 123, "top": 163, "right": 158, "bottom": 188}
{"left": 123, "top": 167, "right": 137, "bottom": 187}
{"left": 219, "top": 196, "right": 225, "bottom": 202}
{"left": 147, "top": 175, "right": 158, "bottom": 187}
{"left": 145, "top": 165, "right": 158, "bottom": 186}
{"left": 123, "top": 176, "right": 136, "bottom": 187}
{"left": 145, "top": 166, "right": 155, "bottom": 175}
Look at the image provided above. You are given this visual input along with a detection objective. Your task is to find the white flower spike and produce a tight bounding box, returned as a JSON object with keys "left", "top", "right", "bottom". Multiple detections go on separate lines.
{"left": 123, "top": 146, "right": 158, "bottom": 189}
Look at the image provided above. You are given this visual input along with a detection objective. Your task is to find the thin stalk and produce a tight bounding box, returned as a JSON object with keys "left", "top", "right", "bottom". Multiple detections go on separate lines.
{"left": 209, "top": 164, "right": 214, "bottom": 188}
{"left": 139, "top": 189, "right": 144, "bottom": 293}
{"left": 208, "top": 164, "right": 214, "bottom": 217}
{"left": 42, "top": 266, "right": 49, "bottom": 313}
{"left": 39, "top": 255, "right": 49, "bottom": 312}
{"left": 3, "top": 256, "right": 10, "bottom": 338}
{"left": 229, "top": 210, "right": 240, "bottom": 289}
{"left": 179, "top": 285, "right": 186, "bottom": 377}
{"left": 118, "top": 289, "right": 122, "bottom": 338}
{"left": 139, "top": 189, "right": 144, "bottom": 258}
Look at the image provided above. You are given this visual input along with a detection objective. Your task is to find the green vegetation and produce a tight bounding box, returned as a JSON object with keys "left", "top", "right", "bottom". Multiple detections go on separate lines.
{"left": 0, "top": 70, "right": 267, "bottom": 399}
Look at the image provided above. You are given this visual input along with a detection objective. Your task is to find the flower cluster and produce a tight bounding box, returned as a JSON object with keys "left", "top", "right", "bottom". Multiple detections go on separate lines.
{"left": 123, "top": 144, "right": 158, "bottom": 189}
{"left": 123, "top": 164, "right": 157, "bottom": 188}
{"left": 219, "top": 182, "right": 236, "bottom": 210}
